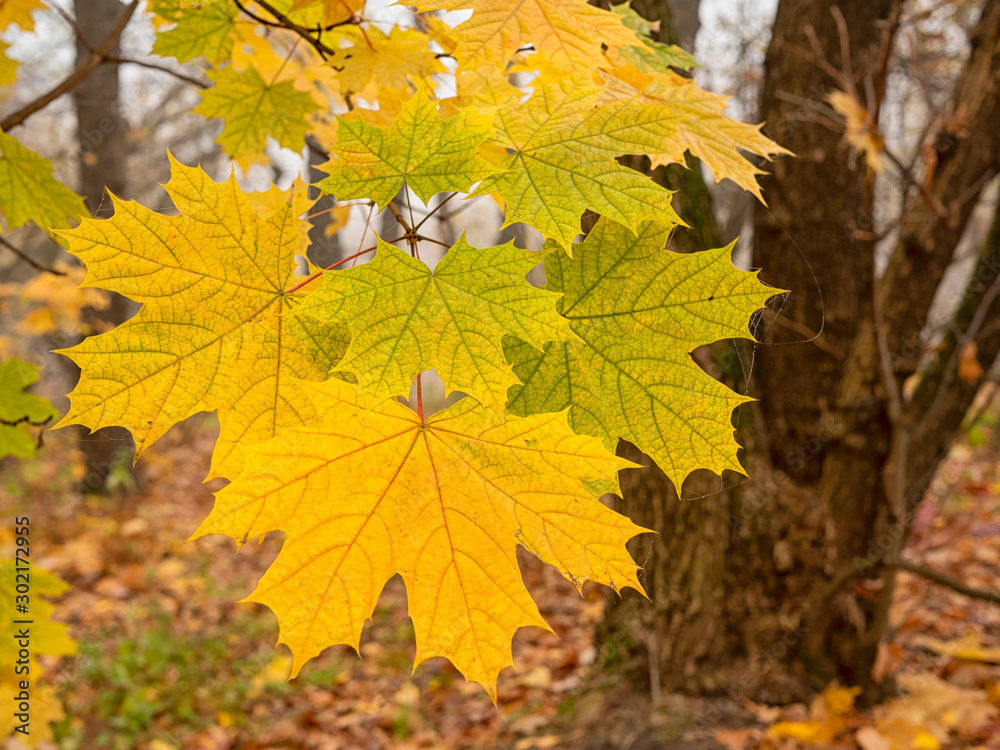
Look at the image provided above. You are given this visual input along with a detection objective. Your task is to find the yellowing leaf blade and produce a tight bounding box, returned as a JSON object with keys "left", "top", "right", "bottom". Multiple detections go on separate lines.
{"left": 0, "top": 132, "right": 86, "bottom": 234}
{"left": 506, "top": 218, "right": 777, "bottom": 490}
{"left": 194, "top": 65, "right": 320, "bottom": 167}
{"left": 0, "top": 358, "right": 58, "bottom": 458}
{"left": 298, "top": 234, "right": 573, "bottom": 414}
{"left": 54, "top": 158, "right": 346, "bottom": 479}
{"left": 318, "top": 88, "right": 502, "bottom": 209}
{"left": 474, "top": 79, "right": 684, "bottom": 249}
{"left": 194, "top": 377, "right": 642, "bottom": 699}
{"left": 598, "top": 66, "right": 792, "bottom": 201}
{"left": 150, "top": 0, "right": 239, "bottom": 64}
{"left": 421, "top": 0, "right": 637, "bottom": 74}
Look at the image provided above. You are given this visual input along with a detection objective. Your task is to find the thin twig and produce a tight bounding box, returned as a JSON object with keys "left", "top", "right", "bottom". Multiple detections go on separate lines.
{"left": 416, "top": 234, "right": 450, "bottom": 248}
{"left": 385, "top": 201, "right": 411, "bottom": 233}
{"left": 829, "top": 7, "right": 857, "bottom": 94}
{"left": 105, "top": 56, "right": 209, "bottom": 88}
{"left": 0, "top": 0, "right": 139, "bottom": 132}
{"left": 243, "top": 0, "right": 338, "bottom": 59}
{"left": 414, "top": 192, "right": 457, "bottom": 232}
{"left": 0, "top": 236, "right": 67, "bottom": 276}
{"left": 881, "top": 146, "right": 950, "bottom": 221}
{"left": 52, "top": 5, "right": 93, "bottom": 51}
{"left": 870, "top": 4, "right": 902, "bottom": 125}
{"left": 888, "top": 558, "right": 1000, "bottom": 604}
{"left": 917, "top": 271, "right": 1000, "bottom": 436}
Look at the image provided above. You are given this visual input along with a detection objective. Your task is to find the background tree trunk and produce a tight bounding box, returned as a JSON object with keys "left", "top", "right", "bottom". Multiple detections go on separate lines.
{"left": 598, "top": 0, "right": 1000, "bottom": 705}
{"left": 72, "top": 0, "right": 136, "bottom": 491}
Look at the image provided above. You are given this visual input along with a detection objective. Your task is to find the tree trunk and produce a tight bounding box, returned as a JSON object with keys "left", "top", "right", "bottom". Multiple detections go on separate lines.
{"left": 598, "top": 0, "right": 1000, "bottom": 705}
{"left": 72, "top": 0, "right": 135, "bottom": 491}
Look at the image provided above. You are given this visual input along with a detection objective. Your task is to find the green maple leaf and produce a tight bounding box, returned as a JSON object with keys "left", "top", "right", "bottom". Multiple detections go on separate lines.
{"left": 151, "top": 0, "right": 238, "bottom": 65}
{"left": 505, "top": 217, "right": 777, "bottom": 490}
{"left": 297, "top": 235, "right": 573, "bottom": 414}
{"left": 317, "top": 88, "right": 501, "bottom": 210}
{"left": 0, "top": 358, "right": 58, "bottom": 459}
{"left": 194, "top": 65, "right": 319, "bottom": 166}
{"left": 0, "top": 131, "right": 86, "bottom": 233}
{"left": 473, "top": 78, "right": 684, "bottom": 250}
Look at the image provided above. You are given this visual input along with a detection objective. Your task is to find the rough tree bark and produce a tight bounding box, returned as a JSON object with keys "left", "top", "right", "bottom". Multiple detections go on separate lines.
{"left": 598, "top": 0, "right": 1000, "bottom": 705}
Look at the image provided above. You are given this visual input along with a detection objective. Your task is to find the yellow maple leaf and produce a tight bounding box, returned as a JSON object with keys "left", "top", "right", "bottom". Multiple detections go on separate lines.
{"left": 768, "top": 684, "right": 860, "bottom": 743}
{"left": 420, "top": 0, "right": 637, "bottom": 74}
{"left": 506, "top": 218, "right": 777, "bottom": 490}
{"left": 0, "top": 562, "right": 77, "bottom": 707}
{"left": 194, "top": 376, "right": 644, "bottom": 699}
{"left": 150, "top": 0, "right": 239, "bottom": 65}
{"left": 0, "top": 683, "right": 65, "bottom": 748}
{"left": 245, "top": 176, "right": 317, "bottom": 259}
{"left": 288, "top": 0, "right": 360, "bottom": 25}
{"left": 229, "top": 26, "right": 340, "bottom": 104}
{"left": 913, "top": 633, "right": 1000, "bottom": 664}
{"left": 54, "top": 157, "right": 346, "bottom": 480}
{"left": 329, "top": 26, "right": 445, "bottom": 103}
{"left": 877, "top": 673, "right": 999, "bottom": 746}
{"left": 0, "top": 0, "right": 43, "bottom": 31}
{"left": 598, "top": 65, "right": 792, "bottom": 201}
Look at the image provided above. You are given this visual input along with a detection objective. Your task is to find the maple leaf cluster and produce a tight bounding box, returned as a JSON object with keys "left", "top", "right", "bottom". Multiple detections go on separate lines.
{"left": 47, "top": 0, "right": 786, "bottom": 698}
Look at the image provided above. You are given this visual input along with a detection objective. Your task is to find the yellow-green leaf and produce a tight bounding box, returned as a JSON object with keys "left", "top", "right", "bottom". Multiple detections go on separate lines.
{"left": 54, "top": 157, "right": 346, "bottom": 480}
{"left": 0, "top": 358, "right": 58, "bottom": 459}
{"left": 150, "top": 0, "right": 239, "bottom": 64}
{"left": 194, "top": 65, "right": 319, "bottom": 167}
{"left": 0, "top": 131, "right": 86, "bottom": 233}
{"left": 194, "top": 376, "right": 643, "bottom": 700}
{"left": 506, "top": 218, "right": 777, "bottom": 490}
{"left": 317, "top": 87, "right": 501, "bottom": 210}
{"left": 0, "top": 560, "right": 76, "bottom": 677}
{"left": 473, "top": 78, "right": 683, "bottom": 250}
{"left": 0, "top": 562, "right": 75, "bottom": 748}
{"left": 606, "top": 3, "right": 697, "bottom": 73}
{"left": 298, "top": 235, "right": 573, "bottom": 413}
{"left": 599, "top": 65, "right": 791, "bottom": 201}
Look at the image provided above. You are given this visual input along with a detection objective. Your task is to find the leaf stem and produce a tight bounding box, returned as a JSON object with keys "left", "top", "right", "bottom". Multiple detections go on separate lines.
{"left": 282, "top": 235, "right": 404, "bottom": 294}
{"left": 416, "top": 373, "right": 424, "bottom": 422}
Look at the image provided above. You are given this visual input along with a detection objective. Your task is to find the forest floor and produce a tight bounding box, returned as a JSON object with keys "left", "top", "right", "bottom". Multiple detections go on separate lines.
{"left": 1, "top": 410, "right": 999, "bottom": 750}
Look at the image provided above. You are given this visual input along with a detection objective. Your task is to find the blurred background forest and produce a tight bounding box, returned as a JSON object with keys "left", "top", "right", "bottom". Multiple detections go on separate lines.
{"left": 1, "top": 0, "right": 1000, "bottom": 748}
